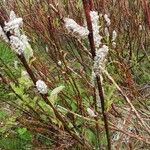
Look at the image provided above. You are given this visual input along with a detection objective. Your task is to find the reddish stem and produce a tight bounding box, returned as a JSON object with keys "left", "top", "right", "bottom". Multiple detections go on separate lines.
{"left": 82, "top": 0, "right": 95, "bottom": 58}
{"left": 82, "top": 0, "right": 111, "bottom": 149}
{"left": 142, "top": 0, "right": 150, "bottom": 27}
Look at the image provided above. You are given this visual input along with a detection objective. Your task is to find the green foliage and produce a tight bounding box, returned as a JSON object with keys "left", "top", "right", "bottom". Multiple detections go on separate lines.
{"left": 0, "top": 112, "right": 18, "bottom": 134}
{"left": 132, "top": 59, "right": 150, "bottom": 84}
{"left": 0, "top": 111, "right": 7, "bottom": 119}
{"left": 18, "top": 72, "right": 33, "bottom": 90}
{"left": 0, "top": 128, "right": 32, "bottom": 150}
{"left": 48, "top": 85, "right": 65, "bottom": 105}
{"left": 70, "top": 101, "right": 78, "bottom": 112}
{"left": 104, "top": 84, "right": 116, "bottom": 111}
{"left": 0, "top": 42, "right": 16, "bottom": 64}
{"left": 16, "top": 127, "right": 32, "bottom": 142}
{"left": 84, "top": 128, "right": 97, "bottom": 146}
{"left": 0, "top": 137, "right": 27, "bottom": 150}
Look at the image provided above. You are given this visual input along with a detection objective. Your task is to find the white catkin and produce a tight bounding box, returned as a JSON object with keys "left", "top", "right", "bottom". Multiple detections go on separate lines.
{"left": 10, "top": 35, "right": 25, "bottom": 55}
{"left": 112, "top": 30, "right": 117, "bottom": 42}
{"left": 112, "top": 132, "right": 120, "bottom": 141}
{"left": 3, "top": 11, "right": 34, "bottom": 59}
{"left": 36, "top": 80, "right": 48, "bottom": 94}
{"left": 93, "top": 45, "right": 109, "bottom": 74}
{"left": 58, "top": 60, "right": 62, "bottom": 66}
{"left": 21, "top": 34, "right": 33, "bottom": 59}
{"left": 91, "top": 70, "right": 96, "bottom": 87}
{"left": 90, "top": 11, "right": 102, "bottom": 48}
{"left": 104, "top": 14, "right": 111, "bottom": 26}
{"left": 112, "top": 42, "right": 116, "bottom": 48}
{"left": 64, "top": 18, "right": 89, "bottom": 37}
{"left": 4, "top": 18, "right": 23, "bottom": 32}
{"left": 92, "top": 45, "right": 108, "bottom": 107}
{"left": 4, "top": 11, "right": 22, "bottom": 35}
{"left": 139, "top": 25, "right": 142, "bottom": 31}
{"left": 9, "top": 11, "right": 17, "bottom": 21}
{"left": 87, "top": 108, "right": 97, "bottom": 117}
{"left": 96, "top": 87, "right": 101, "bottom": 107}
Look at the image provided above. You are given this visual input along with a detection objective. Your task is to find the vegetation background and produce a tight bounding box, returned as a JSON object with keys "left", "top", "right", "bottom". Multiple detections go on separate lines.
{"left": 0, "top": 0, "right": 150, "bottom": 149}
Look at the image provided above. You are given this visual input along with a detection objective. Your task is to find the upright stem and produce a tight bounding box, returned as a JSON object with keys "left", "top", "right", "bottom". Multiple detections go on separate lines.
{"left": 82, "top": 0, "right": 111, "bottom": 149}
{"left": 96, "top": 75, "right": 111, "bottom": 149}
{"left": 89, "top": 0, "right": 94, "bottom": 10}
{"left": 142, "top": 0, "right": 150, "bottom": 27}
{"left": 82, "top": 0, "right": 95, "bottom": 58}
{"left": 18, "top": 54, "right": 37, "bottom": 84}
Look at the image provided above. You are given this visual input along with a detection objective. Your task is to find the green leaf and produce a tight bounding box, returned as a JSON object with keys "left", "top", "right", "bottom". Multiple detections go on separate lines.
{"left": 17, "top": 128, "right": 32, "bottom": 142}
{"left": 38, "top": 100, "right": 54, "bottom": 116}
{"left": 84, "top": 128, "right": 96, "bottom": 145}
{"left": 48, "top": 85, "right": 65, "bottom": 104}
{"left": 18, "top": 73, "right": 32, "bottom": 89}
{"left": 0, "top": 111, "right": 7, "bottom": 119}
{"left": 17, "top": 128, "right": 27, "bottom": 135}
{"left": 0, "top": 137, "right": 25, "bottom": 150}
{"left": 51, "top": 85, "right": 65, "bottom": 95}
{"left": 105, "top": 84, "right": 116, "bottom": 100}
{"left": 105, "top": 99, "right": 114, "bottom": 111}
{"left": 71, "top": 102, "right": 77, "bottom": 112}
{"left": 105, "top": 84, "right": 116, "bottom": 111}
{"left": 10, "top": 83, "right": 24, "bottom": 96}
